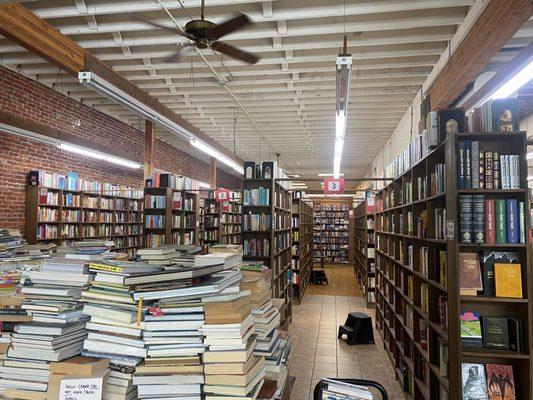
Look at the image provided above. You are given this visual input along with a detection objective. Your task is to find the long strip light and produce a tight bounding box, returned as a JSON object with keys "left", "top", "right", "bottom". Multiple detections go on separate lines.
{"left": 489, "top": 60, "right": 533, "bottom": 100}
{"left": 318, "top": 173, "right": 344, "bottom": 177}
{"left": 199, "top": 181, "right": 210, "bottom": 189}
{"left": 333, "top": 37, "right": 352, "bottom": 179}
{"left": 190, "top": 139, "right": 244, "bottom": 175}
{"left": 79, "top": 72, "right": 243, "bottom": 175}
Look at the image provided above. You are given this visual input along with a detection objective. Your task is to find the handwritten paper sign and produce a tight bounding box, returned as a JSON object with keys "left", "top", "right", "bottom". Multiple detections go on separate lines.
{"left": 59, "top": 376, "right": 104, "bottom": 400}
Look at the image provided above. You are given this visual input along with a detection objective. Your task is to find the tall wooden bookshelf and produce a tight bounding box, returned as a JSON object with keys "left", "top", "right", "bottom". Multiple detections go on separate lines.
{"left": 291, "top": 196, "right": 313, "bottom": 303}
{"left": 26, "top": 185, "right": 143, "bottom": 255}
{"left": 353, "top": 198, "right": 376, "bottom": 308}
{"left": 143, "top": 187, "right": 199, "bottom": 247}
{"left": 374, "top": 131, "right": 531, "bottom": 400}
{"left": 242, "top": 177, "right": 292, "bottom": 324}
{"left": 313, "top": 202, "right": 350, "bottom": 264}
{"left": 203, "top": 192, "right": 242, "bottom": 245}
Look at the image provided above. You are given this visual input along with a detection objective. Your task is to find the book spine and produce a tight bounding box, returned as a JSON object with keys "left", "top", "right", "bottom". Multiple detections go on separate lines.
{"left": 506, "top": 198, "right": 519, "bottom": 244}
{"left": 483, "top": 261, "right": 495, "bottom": 297}
{"left": 457, "top": 140, "right": 465, "bottom": 190}
{"left": 501, "top": 155, "right": 508, "bottom": 189}
{"left": 495, "top": 199, "right": 507, "bottom": 243}
{"left": 459, "top": 195, "right": 473, "bottom": 243}
{"left": 465, "top": 140, "right": 472, "bottom": 189}
{"left": 472, "top": 195, "right": 485, "bottom": 243}
{"left": 471, "top": 141, "right": 479, "bottom": 189}
{"left": 493, "top": 151, "right": 500, "bottom": 189}
{"left": 511, "top": 155, "right": 520, "bottom": 189}
{"left": 485, "top": 151, "right": 494, "bottom": 189}
{"left": 519, "top": 201, "right": 526, "bottom": 244}
{"left": 479, "top": 151, "right": 485, "bottom": 189}
{"left": 485, "top": 199, "right": 496, "bottom": 244}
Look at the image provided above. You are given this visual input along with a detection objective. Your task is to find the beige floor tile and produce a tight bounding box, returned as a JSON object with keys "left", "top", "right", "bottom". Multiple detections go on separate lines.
{"left": 314, "top": 354, "right": 337, "bottom": 365}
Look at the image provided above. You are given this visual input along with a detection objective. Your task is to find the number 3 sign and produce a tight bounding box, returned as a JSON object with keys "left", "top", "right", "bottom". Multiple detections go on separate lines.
{"left": 323, "top": 178, "right": 345, "bottom": 194}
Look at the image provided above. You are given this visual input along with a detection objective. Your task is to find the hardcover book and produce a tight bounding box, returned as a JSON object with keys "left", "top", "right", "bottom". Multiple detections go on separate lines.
{"left": 495, "top": 263, "right": 522, "bottom": 298}
{"left": 472, "top": 195, "right": 485, "bottom": 243}
{"left": 482, "top": 316, "right": 509, "bottom": 350}
{"left": 461, "top": 363, "right": 488, "bottom": 400}
{"left": 495, "top": 199, "right": 506, "bottom": 244}
{"left": 505, "top": 199, "right": 518, "bottom": 244}
{"left": 460, "top": 312, "right": 483, "bottom": 347}
{"left": 485, "top": 364, "right": 515, "bottom": 400}
{"left": 482, "top": 251, "right": 519, "bottom": 297}
{"left": 459, "top": 195, "right": 474, "bottom": 243}
{"left": 485, "top": 199, "right": 496, "bottom": 244}
{"left": 490, "top": 98, "right": 519, "bottom": 133}
{"left": 507, "top": 318, "right": 523, "bottom": 353}
{"left": 459, "top": 252, "right": 483, "bottom": 295}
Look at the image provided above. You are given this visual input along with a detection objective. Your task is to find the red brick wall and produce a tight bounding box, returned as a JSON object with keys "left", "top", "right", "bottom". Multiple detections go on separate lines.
{"left": 0, "top": 66, "right": 241, "bottom": 233}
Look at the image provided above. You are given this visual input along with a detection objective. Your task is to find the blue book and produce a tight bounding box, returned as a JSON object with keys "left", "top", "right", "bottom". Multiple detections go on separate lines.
{"left": 464, "top": 140, "right": 472, "bottom": 189}
{"left": 457, "top": 140, "right": 465, "bottom": 189}
{"left": 506, "top": 199, "right": 519, "bottom": 244}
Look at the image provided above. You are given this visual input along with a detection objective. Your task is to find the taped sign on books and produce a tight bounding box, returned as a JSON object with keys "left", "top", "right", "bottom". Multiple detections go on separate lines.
{"left": 323, "top": 178, "right": 345, "bottom": 194}
{"left": 215, "top": 189, "right": 230, "bottom": 203}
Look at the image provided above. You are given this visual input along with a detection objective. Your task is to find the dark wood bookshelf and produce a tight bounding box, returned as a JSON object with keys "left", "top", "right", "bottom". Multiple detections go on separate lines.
{"left": 202, "top": 192, "right": 242, "bottom": 245}
{"left": 291, "top": 196, "right": 313, "bottom": 304}
{"left": 374, "top": 131, "right": 532, "bottom": 400}
{"left": 242, "top": 177, "right": 292, "bottom": 325}
{"left": 26, "top": 185, "right": 143, "bottom": 255}
{"left": 313, "top": 201, "right": 351, "bottom": 264}
{"left": 353, "top": 199, "right": 376, "bottom": 308}
{"left": 142, "top": 186, "right": 199, "bottom": 247}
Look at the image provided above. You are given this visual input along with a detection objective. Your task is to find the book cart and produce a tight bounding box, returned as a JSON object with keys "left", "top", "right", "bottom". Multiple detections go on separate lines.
{"left": 374, "top": 131, "right": 532, "bottom": 400}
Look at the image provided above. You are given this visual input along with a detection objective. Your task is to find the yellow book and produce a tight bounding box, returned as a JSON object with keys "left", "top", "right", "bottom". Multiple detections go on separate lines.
{"left": 495, "top": 263, "right": 522, "bottom": 298}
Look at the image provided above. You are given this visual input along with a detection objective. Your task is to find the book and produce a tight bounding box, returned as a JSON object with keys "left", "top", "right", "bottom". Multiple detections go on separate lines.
{"left": 460, "top": 312, "right": 483, "bottom": 347}
{"left": 495, "top": 199, "right": 506, "bottom": 243}
{"left": 507, "top": 318, "right": 523, "bottom": 353}
{"left": 479, "top": 150, "right": 485, "bottom": 189}
{"left": 472, "top": 195, "right": 485, "bottom": 243}
{"left": 461, "top": 363, "right": 488, "bottom": 400}
{"left": 482, "top": 251, "right": 519, "bottom": 297}
{"left": 486, "top": 364, "right": 515, "bottom": 400}
{"left": 493, "top": 152, "right": 500, "bottom": 189}
{"left": 485, "top": 199, "right": 496, "bottom": 244}
{"left": 458, "top": 140, "right": 466, "bottom": 189}
{"left": 485, "top": 151, "right": 494, "bottom": 189}
{"left": 495, "top": 263, "right": 522, "bottom": 298}
{"left": 459, "top": 253, "right": 482, "bottom": 295}
{"left": 459, "top": 195, "right": 473, "bottom": 243}
{"left": 482, "top": 317, "right": 509, "bottom": 350}
{"left": 491, "top": 98, "right": 519, "bottom": 132}
{"left": 464, "top": 140, "right": 472, "bottom": 189}
{"left": 505, "top": 199, "right": 518, "bottom": 244}
{"left": 518, "top": 201, "right": 525, "bottom": 243}
{"left": 471, "top": 141, "right": 479, "bottom": 189}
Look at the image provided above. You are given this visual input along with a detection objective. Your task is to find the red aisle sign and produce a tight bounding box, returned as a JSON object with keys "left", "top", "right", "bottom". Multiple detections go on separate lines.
{"left": 215, "top": 189, "right": 230, "bottom": 202}
{"left": 323, "top": 178, "right": 345, "bottom": 194}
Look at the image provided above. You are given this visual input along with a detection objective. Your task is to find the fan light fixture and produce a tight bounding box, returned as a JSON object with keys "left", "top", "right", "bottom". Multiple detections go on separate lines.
{"left": 333, "top": 36, "right": 352, "bottom": 179}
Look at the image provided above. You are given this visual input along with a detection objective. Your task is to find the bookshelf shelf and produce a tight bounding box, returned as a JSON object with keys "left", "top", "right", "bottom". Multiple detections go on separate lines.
{"left": 242, "top": 176, "right": 292, "bottom": 324}
{"left": 353, "top": 199, "right": 376, "bottom": 307}
{"left": 313, "top": 202, "right": 350, "bottom": 264}
{"left": 201, "top": 193, "right": 242, "bottom": 245}
{"left": 291, "top": 196, "right": 313, "bottom": 304}
{"left": 374, "top": 130, "right": 531, "bottom": 400}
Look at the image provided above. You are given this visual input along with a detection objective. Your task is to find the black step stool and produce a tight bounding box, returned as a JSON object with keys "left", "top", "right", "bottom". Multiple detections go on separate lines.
{"left": 310, "top": 269, "right": 328, "bottom": 285}
{"left": 338, "top": 312, "right": 375, "bottom": 345}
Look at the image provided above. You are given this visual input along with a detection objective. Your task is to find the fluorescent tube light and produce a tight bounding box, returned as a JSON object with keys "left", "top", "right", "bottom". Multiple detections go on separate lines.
{"left": 190, "top": 139, "right": 244, "bottom": 175}
{"left": 199, "top": 181, "right": 210, "bottom": 189}
{"left": 526, "top": 152, "right": 533, "bottom": 160}
{"left": 58, "top": 143, "right": 142, "bottom": 169}
{"left": 0, "top": 122, "right": 59, "bottom": 146}
{"left": 318, "top": 173, "right": 344, "bottom": 177}
{"left": 287, "top": 174, "right": 300, "bottom": 178}
{"left": 490, "top": 60, "right": 533, "bottom": 100}
{"left": 528, "top": 175, "right": 533, "bottom": 182}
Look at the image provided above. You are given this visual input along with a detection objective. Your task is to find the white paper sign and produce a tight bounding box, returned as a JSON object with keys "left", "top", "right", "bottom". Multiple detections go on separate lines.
{"left": 59, "top": 376, "right": 103, "bottom": 400}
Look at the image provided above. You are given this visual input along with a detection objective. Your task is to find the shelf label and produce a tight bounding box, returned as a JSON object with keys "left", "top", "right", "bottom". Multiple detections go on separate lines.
{"left": 323, "top": 178, "right": 345, "bottom": 194}
{"left": 215, "top": 189, "right": 230, "bottom": 202}
{"left": 446, "top": 220, "right": 455, "bottom": 240}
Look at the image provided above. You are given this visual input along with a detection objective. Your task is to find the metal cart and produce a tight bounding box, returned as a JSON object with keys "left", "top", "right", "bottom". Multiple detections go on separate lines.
{"left": 313, "top": 378, "right": 389, "bottom": 400}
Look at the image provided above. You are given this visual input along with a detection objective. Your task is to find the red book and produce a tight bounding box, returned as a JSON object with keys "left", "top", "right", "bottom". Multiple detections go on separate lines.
{"left": 38, "top": 188, "right": 48, "bottom": 204}
{"left": 485, "top": 364, "right": 515, "bottom": 400}
{"left": 485, "top": 199, "right": 496, "bottom": 243}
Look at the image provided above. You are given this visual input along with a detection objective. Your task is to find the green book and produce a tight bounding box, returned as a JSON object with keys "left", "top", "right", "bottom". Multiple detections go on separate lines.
{"left": 495, "top": 199, "right": 506, "bottom": 243}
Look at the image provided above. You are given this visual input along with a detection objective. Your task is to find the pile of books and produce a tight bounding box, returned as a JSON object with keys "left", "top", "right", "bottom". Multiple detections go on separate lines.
{"left": 55, "top": 240, "right": 116, "bottom": 261}
{"left": 0, "top": 228, "right": 25, "bottom": 258}
{"left": 202, "top": 286, "right": 265, "bottom": 400}
{"left": 0, "top": 258, "right": 92, "bottom": 398}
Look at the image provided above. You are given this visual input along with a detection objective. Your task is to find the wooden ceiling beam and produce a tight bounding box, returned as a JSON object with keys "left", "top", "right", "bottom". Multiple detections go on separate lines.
{"left": 427, "top": 0, "right": 532, "bottom": 110}
{"left": 0, "top": 3, "right": 242, "bottom": 167}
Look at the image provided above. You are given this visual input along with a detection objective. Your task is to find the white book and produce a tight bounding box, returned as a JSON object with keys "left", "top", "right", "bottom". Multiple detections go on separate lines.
{"left": 8, "top": 341, "right": 83, "bottom": 362}
{"left": 202, "top": 314, "right": 254, "bottom": 335}
{"left": 90, "top": 316, "right": 146, "bottom": 330}
{"left": 142, "top": 330, "right": 201, "bottom": 338}
{"left": 83, "top": 339, "right": 147, "bottom": 358}
{"left": 0, "top": 366, "right": 50, "bottom": 377}
{"left": 146, "top": 347, "right": 206, "bottom": 357}
{"left": 133, "top": 374, "right": 204, "bottom": 386}
{"left": 0, "top": 379, "right": 48, "bottom": 392}
{"left": 143, "top": 337, "right": 203, "bottom": 345}
{"left": 83, "top": 304, "right": 136, "bottom": 323}
{"left": 204, "top": 368, "right": 265, "bottom": 396}
{"left": 137, "top": 384, "right": 201, "bottom": 397}
{"left": 21, "top": 286, "right": 82, "bottom": 297}
{"left": 0, "top": 372, "right": 49, "bottom": 383}
{"left": 144, "top": 314, "right": 204, "bottom": 322}
{"left": 87, "top": 332, "right": 145, "bottom": 348}
{"left": 86, "top": 321, "right": 143, "bottom": 338}
{"left": 145, "top": 320, "right": 204, "bottom": 332}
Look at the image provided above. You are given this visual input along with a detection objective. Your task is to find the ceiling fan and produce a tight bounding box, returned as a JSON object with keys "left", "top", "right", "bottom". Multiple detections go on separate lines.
{"left": 138, "top": 0, "right": 259, "bottom": 64}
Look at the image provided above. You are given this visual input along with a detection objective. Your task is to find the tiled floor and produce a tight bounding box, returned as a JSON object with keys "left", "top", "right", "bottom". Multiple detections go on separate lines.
{"left": 289, "top": 265, "right": 404, "bottom": 400}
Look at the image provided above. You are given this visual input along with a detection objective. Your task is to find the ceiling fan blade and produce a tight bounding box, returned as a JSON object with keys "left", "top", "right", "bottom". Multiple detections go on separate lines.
{"left": 211, "top": 41, "right": 259, "bottom": 64}
{"left": 208, "top": 13, "right": 251, "bottom": 40}
{"left": 132, "top": 17, "right": 188, "bottom": 37}
{"left": 163, "top": 43, "right": 195, "bottom": 63}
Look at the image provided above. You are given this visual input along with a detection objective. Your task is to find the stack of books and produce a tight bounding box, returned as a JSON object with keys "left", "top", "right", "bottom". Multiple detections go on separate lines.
{"left": 0, "top": 228, "right": 25, "bottom": 257}
{"left": 136, "top": 246, "right": 184, "bottom": 266}
{"left": 202, "top": 287, "right": 265, "bottom": 400}
{"left": 81, "top": 261, "right": 162, "bottom": 400}
{"left": 1, "top": 258, "right": 92, "bottom": 397}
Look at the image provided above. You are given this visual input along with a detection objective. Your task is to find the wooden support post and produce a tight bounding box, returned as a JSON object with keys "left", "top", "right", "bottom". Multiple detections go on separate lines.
{"left": 210, "top": 158, "right": 217, "bottom": 189}
{"left": 144, "top": 120, "right": 155, "bottom": 179}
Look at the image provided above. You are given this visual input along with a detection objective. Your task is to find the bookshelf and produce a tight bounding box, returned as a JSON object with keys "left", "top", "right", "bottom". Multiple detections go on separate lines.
{"left": 313, "top": 202, "right": 350, "bottom": 264}
{"left": 26, "top": 185, "right": 143, "bottom": 255}
{"left": 203, "top": 191, "right": 242, "bottom": 245}
{"left": 143, "top": 187, "right": 199, "bottom": 247}
{"left": 291, "top": 196, "right": 313, "bottom": 303}
{"left": 199, "top": 196, "right": 205, "bottom": 247}
{"left": 353, "top": 198, "right": 376, "bottom": 308}
{"left": 242, "top": 177, "right": 292, "bottom": 325}
{"left": 374, "top": 131, "right": 531, "bottom": 400}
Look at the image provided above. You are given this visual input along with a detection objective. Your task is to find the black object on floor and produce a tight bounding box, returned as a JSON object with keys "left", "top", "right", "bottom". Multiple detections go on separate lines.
{"left": 338, "top": 312, "right": 375, "bottom": 345}
{"left": 310, "top": 269, "right": 328, "bottom": 285}
{"left": 313, "top": 378, "right": 388, "bottom": 400}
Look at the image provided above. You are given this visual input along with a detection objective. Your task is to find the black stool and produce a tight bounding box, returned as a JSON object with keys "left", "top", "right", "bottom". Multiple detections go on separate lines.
{"left": 310, "top": 269, "right": 328, "bottom": 285}
{"left": 338, "top": 312, "right": 374, "bottom": 345}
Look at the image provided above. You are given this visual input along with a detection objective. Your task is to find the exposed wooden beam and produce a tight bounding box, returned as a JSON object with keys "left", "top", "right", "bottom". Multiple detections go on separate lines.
{"left": 144, "top": 120, "right": 155, "bottom": 179}
{"left": 210, "top": 158, "right": 217, "bottom": 189}
{"left": 427, "top": 0, "right": 532, "bottom": 110}
{"left": 0, "top": 4, "right": 85, "bottom": 75}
